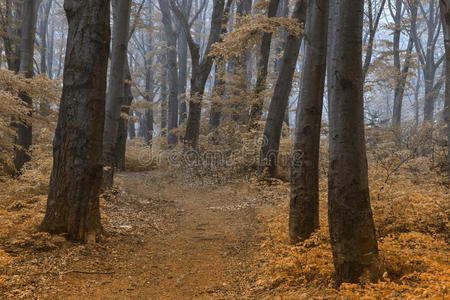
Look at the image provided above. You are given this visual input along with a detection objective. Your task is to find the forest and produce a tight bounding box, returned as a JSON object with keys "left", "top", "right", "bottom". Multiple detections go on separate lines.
{"left": 0, "top": 0, "right": 449, "bottom": 298}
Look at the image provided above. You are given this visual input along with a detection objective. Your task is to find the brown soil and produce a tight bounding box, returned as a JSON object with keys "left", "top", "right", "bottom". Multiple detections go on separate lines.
{"left": 1, "top": 170, "right": 268, "bottom": 299}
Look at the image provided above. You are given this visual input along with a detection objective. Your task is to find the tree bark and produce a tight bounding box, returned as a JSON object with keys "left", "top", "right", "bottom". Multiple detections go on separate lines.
{"left": 176, "top": 0, "right": 192, "bottom": 125}
{"left": 103, "top": 0, "right": 132, "bottom": 188}
{"left": 289, "top": 0, "right": 328, "bottom": 244}
{"left": 14, "top": 0, "right": 37, "bottom": 172}
{"left": 440, "top": 0, "right": 450, "bottom": 177}
{"left": 159, "top": 0, "right": 179, "bottom": 148}
{"left": 259, "top": 0, "right": 306, "bottom": 177}
{"left": 40, "top": 0, "right": 110, "bottom": 243}
{"left": 114, "top": 61, "right": 134, "bottom": 171}
{"left": 327, "top": 0, "right": 380, "bottom": 284}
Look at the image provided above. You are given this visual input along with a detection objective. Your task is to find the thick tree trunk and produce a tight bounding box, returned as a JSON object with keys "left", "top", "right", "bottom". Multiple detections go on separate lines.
{"left": 14, "top": 0, "right": 37, "bottom": 172}
{"left": 159, "top": 0, "right": 179, "bottom": 148}
{"left": 248, "top": 0, "right": 280, "bottom": 130}
{"left": 259, "top": 0, "right": 306, "bottom": 176}
{"left": 440, "top": 0, "right": 450, "bottom": 176}
{"left": 327, "top": 0, "right": 380, "bottom": 284}
{"left": 40, "top": 0, "right": 110, "bottom": 243}
{"left": 289, "top": 0, "right": 328, "bottom": 244}
{"left": 103, "top": 0, "right": 132, "bottom": 188}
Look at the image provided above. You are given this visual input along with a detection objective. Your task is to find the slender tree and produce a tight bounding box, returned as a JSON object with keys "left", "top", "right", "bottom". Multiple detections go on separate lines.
{"left": 171, "top": 0, "right": 226, "bottom": 149}
{"left": 103, "top": 0, "right": 132, "bottom": 188}
{"left": 13, "top": 0, "right": 37, "bottom": 172}
{"left": 259, "top": 0, "right": 306, "bottom": 176}
{"left": 40, "top": 0, "right": 111, "bottom": 243}
{"left": 327, "top": 0, "right": 380, "bottom": 284}
{"left": 362, "top": 0, "right": 386, "bottom": 81}
{"left": 159, "top": 0, "right": 179, "bottom": 148}
{"left": 289, "top": 0, "right": 328, "bottom": 244}
{"left": 248, "top": 0, "right": 280, "bottom": 130}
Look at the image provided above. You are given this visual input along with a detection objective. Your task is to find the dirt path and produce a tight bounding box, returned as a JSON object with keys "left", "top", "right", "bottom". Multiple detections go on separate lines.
{"left": 39, "top": 170, "right": 264, "bottom": 299}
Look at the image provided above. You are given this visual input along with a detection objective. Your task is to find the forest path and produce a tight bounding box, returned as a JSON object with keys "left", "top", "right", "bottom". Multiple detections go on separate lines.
{"left": 52, "top": 170, "right": 264, "bottom": 299}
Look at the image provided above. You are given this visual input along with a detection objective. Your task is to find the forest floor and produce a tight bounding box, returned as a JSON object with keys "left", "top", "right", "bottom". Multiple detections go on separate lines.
{"left": 1, "top": 167, "right": 449, "bottom": 299}
{"left": 0, "top": 169, "right": 287, "bottom": 299}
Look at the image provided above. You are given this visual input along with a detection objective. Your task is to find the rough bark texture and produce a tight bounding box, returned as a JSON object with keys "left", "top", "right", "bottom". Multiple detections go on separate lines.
{"left": 14, "top": 0, "right": 37, "bottom": 172}
{"left": 327, "top": 0, "right": 380, "bottom": 284}
{"left": 441, "top": 0, "right": 450, "bottom": 176}
{"left": 103, "top": 0, "right": 132, "bottom": 188}
{"left": 289, "top": 0, "right": 328, "bottom": 244}
{"left": 159, "top": 0, "right": 179, "bottom": 148}
{"left": 259, "top": 0, "right": 306, "bottom": 176}
{"left": 248, "top": 0, "right": 279, "bottom": 130}
{"left": 40, "top": 0, "right": 110, "bottom": 243}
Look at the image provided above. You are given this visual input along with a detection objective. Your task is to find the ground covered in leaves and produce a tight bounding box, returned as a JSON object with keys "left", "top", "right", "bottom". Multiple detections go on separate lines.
{"left": 0, "top": 165, "right": 449, "bottom": 299}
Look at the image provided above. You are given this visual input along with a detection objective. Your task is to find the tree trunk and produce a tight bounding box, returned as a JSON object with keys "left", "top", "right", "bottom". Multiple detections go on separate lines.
{"left": 327, "top": 0, "right": 380, "bottom": 284}
{"left": 159, "top": 0, "right": 179, "bottom": 148}
{"left": 259, "top": 0, "right": 306, "bottom": 177}
{"left": 38, "top": 0, "right": 53, "bottom": 76}
{"left": 440, "top": 0, "right": 450, "bottom": 176}
{"left": 128, "top": 115, "right": 136, "bottom": 140}
{"left": 248, "top": 0, "right": 280, "bottom": 130}
{"left": 177, "top": 1, "right": 191, "bottom": 125}
{"left": 171, "top": 0, "right": 226, "bottom": 149}
{"left": 392, "top": 37, "right": 414, "bottom": 126}
{"left": 143, "top": 68, "right": 155, "bottom": 144}
{"left": 40, "top": 0, "right": 110, "bottom": 243}
{"left": 14, "top": 0, "right": 37, "bottom": 172}
{"left": 103, "top": 0, "right": 132, "bottom": 188}
{"left": 289, "top": 0, "right": 328, "bottom": 244}
{"left": 114, "top": 61, "right": 134, "bottom": 171}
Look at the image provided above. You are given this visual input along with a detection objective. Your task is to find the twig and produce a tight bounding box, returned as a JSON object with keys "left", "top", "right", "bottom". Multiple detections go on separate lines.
{"left": 62, "top": 270, "right": 115, "bottom": 275}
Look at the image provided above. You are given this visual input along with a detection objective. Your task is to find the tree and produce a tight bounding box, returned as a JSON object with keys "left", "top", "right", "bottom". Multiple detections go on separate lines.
{"left": 103, "top": 0, "right": 132, "bottom": 188}
{"left": 259, "top": 0, "right": 306, "bottom": 176}
{"left": 390, "top": 0, "right": 416, "bottom": 126}
{"left": 327, "top": 0, "right": 380, "bottom": 283}
{"left": 289, "top": 0, "right": 328, "bottom": 244}
{"left": 40, "top": 0, "right": 111, "bottom": 243}
{"left": 171, "top": 0, "right": 226, "bottom": 149}
{"left": 13, "top": 0, "right": 37, "bottom": 172}
{"left": 411, "top": 0, "right": 444, "bottom": 123}
{"left": 159, "top": 0, "right": 179, "bottom": 148}
{"left": 248, "top": 0, "right": 280, "bottom": 130}
{"left": 440, "top": 0, "right": 450, "bottom": 176}
{"left": 362, "top": 0, "right": 386, "bottom": 81}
